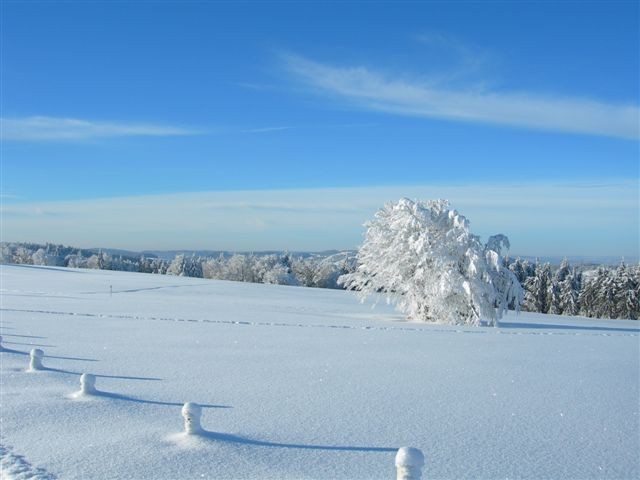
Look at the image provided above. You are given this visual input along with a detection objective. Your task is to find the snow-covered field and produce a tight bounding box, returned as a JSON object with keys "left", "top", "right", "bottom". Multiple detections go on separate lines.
{"left": 1, "top": 264, "right": 638, "bottom": 480}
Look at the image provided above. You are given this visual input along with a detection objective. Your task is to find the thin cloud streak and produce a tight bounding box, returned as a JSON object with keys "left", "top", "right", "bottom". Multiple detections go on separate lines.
{"left": 283, "top": 54, "right": 640, "bottom": 140}
{"left": 1, "top": 116, "right": 200, "bottom": 141}
{"left": 240, "top": 126, "right": 294, "bottom": 133}
{"left": 1, "top": 182, "right": 637, "bottom": 256}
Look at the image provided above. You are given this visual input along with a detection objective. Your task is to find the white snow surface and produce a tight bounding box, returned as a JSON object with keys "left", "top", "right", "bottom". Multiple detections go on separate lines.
{"left": 0, "top": 264, "right": 638, "bottom": 479}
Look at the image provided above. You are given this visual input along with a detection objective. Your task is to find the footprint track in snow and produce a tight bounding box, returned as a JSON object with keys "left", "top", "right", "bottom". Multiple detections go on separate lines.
{"left": 2, "top": 308, "right": 638, "bottom": 338}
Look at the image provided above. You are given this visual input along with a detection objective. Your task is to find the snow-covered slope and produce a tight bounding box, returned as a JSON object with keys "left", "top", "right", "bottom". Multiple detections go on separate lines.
{"left": 1, "top": 264, "right": 638, "bottom": 479}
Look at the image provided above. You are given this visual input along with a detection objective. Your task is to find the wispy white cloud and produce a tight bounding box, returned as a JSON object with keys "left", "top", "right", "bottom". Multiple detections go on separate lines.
{"left": 240, "top": 124, "right": 382, "bottom": 133}
{"left": 282, "top": 54, "right": 640, "bottom": 140}
{"left": 0, "top": 116, "right": 200, "bottom": 141}
{"left": 0, "top": 116, "right": 383, "bottom": 141}
{"left": 1, "top": 181, "right": 637, "bottom": 256}
{"left": 240, "top": 126, "right": 294, "bottom": 133}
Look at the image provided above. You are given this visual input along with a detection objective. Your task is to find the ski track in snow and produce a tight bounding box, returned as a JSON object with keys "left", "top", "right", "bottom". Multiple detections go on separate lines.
{"left": 0, "top": 444, "right": 57, "bottom": 480}
{"left": 1, "top": 307, "right": 637, "bottom": 338}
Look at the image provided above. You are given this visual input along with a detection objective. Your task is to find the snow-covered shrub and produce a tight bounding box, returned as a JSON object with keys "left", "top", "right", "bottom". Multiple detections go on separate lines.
{"left": 339, "top": 198, "right": 522, "bottom": 326}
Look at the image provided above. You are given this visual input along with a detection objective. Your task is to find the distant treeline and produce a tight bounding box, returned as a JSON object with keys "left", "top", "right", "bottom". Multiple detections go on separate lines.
{"left": 0, "top": 242, "right": 355, "bottom": 290}
{"left": 509, "top": 257, "right": 638, "bottom": 320}
{"left": 2, "top": 242, "right": 638, "bottom": 320}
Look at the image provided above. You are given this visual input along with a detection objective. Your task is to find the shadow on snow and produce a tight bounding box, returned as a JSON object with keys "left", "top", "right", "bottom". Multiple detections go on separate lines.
{"left": 189, "top": 429, "right": 396, "bottom": 453}
{"left": 74, "top": 389, "right": 231, "bottom": 409}
{"left": 499, "top": 321, "right": 639, "bottom": 333}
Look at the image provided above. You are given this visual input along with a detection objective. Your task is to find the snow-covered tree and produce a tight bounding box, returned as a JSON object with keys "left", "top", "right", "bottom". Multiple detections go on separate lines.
{"left": 339, "top": 198, "right": 522, "bottom": 326}
{"left": 597, "top": 267, "right": 617, "bottom": 319}
{"left": 137, "top": 256, "right": 153, "bottom": 274}
{"left": 167, "top": 254, "right": 203, "bottom": 278}
{"left": 484, "top": 234, "right": 524, "bottom": 317}
{"left": 313, "top": 252, "right": 356, "bottom": 289}
{"left": 578, "top": 269, "right": 600, "bottom": 317}
{"left": 167, "top": 254, "right": 187, "bottom": 276}
{"left": 0, "top": 244, "right": 12, "bottom": 264}
{"left": 523, "top": 262, "right": 552, "bottom": 313}
{"left": 202, "top": 254, "right": 226, "bottom": 279}
{"left": 263, "top": 262, "right": 297, "bottom": 285}
{"left": 65, "top": 250, "right": 84, "bottom": 268}
{"left": 14, "top": 246, "right": 33, "bottom": 264}
{"left": 253, "top": 254, "right": 297, "bottom": 285}
{"left": 31, "top": 248, "right": 47, "bottom": 266}
{"left": 224, "top": 254, "right": 256, "bottom": 282}
{"left": 84, "top": 254, "right": 99, "bottom": 269}
{"left": 547, "top": 258, "right": 570, "bottom": 314}
{"left": 613, "top": 262, "right": 639, "bottom": 320}
{"left": 292, "top": 257, "right": 318, "bottom": 287}
{"left": 291, "top": 253, "right": 355, "bottom": 289}
{"left": 555, "top": 258, "right": 571, "bottom": 284}
{"left": 149, "top": 257, "right": 168, "bottom": 275}
{"left": 508, "top": 257, "right": 528, "bottom": 284}
{"left": 579, "top": 266, "right": 616, "bottom": 318}
{"left": 183, "top": 255, "right": 203, "bottom": 278}
{"left": 559, "top": 268, "right": 581, "bottom": 316}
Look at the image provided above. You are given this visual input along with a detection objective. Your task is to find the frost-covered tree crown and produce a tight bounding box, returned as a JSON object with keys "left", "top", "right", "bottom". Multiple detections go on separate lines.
{"left": 339, "top": 198, "right": 523, "bottom": 326}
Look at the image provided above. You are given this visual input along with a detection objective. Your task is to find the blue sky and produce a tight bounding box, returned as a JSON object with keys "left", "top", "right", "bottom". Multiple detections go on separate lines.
{"left": 1, "top": 1, "right": 638, "bottom": 257}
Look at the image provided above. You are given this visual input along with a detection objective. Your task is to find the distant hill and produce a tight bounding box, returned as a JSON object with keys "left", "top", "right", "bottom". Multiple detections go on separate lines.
{"left": 509, "top": 254, "right": 637, "bottom": 266}
{"left": 138, "top": 249, "right": 348, "bottom": 261}
{"left": 113, "top": 249, "right": 634, "bottom": 266}
{"left": 90, "top": 248, "right": 159, "bottom": 259}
